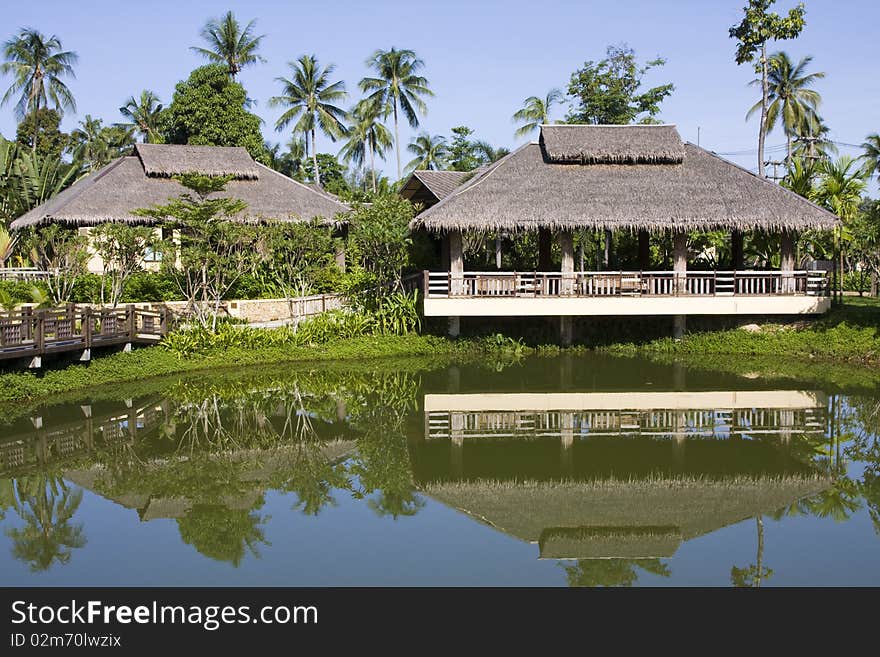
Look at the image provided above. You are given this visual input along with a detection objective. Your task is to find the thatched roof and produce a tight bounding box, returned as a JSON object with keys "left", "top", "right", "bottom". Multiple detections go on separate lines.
{"left": 400, "top": 169, "right": 474, "bottom": 211}
{"left": 412, "top": 125, "right": 839, "bottom": 233}
{"left": 540, "top": 124, "right": 685, "bottom": 164}
{"left": 423, "top": 476, "right": 827, "bottom": 559}
{"left": 11, "top": 145, "right": 350, "bottom": 229}
{"left": 135, "top": 143, "right": 260, "bottom": 179}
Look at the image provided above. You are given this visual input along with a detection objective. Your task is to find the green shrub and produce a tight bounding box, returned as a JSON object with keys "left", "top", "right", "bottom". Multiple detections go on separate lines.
{"left": 121, "top": 272, "right": 180, "bottom": 302}
{"left": 68, "top": 273, "right": 102, "bottom": 303}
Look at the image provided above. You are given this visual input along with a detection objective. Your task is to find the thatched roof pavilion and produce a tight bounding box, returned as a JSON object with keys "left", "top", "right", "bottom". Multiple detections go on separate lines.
{"left": 413, "top": 125, "right": 839, "bottom": 341}
{"left": 411, "top": 125, "right": 838, "bottom": 233}
{"left": 10, "top": 143, "right": 350, "bottom": 229}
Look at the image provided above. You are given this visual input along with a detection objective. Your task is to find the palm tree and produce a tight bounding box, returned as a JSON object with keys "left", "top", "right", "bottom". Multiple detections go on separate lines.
{"left": 1, "top": 29, "right": 78, "bottom": 153}
{"left": 406, "top": 133, "right": 447, "bottom": 171}
{"left": 747, "top": 52, "right": 824, "bottom": 170}
{"left": 813, "top": 157, "right": 867, "bottom": 223}
{"left": 339, "top": 99, "right": 393, "bottom": 193}
{"left": 70, "top": 115, "right": 108, "bottom": 171}
{"left": 512, "top": 89, "right": 563, "bottom": 138}
{"left": 473, "top": 140, "right": 510, "bottom": 164}
{"left": 269, "top": 55, "right": 348, "bottom": 188}
{"left": 359, "top": 47, "right": 433, "bottom": 180}
{"left": 191, "top": 11, "right": 265, "bottom": 79}
{"left": 861, "top": 134, "right": 880, "bottom": 182}
{"left": 119, "top": 90, "right": 163, "bottom": 143}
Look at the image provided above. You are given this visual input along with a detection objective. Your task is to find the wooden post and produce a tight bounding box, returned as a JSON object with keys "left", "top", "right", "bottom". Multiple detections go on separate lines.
{"left": 673, "top": 230, "right": 688, "bottom": 339}
{"left": 731, "top": 230, "right": 745, "bottom": 270}
{"left": 495, "top": 233, "right": 502, "bottom": 269}
{"left": 559, "top": 230, "right": 574, "bottom": 295}
{"left": 538, "top": 228, "right": 552, "bottom": 270}
{"left": 780, "top": 230, "right": 797, "bottom": 293}
{"left": 448, "top": 229, "right": 463, "bottom": 337}
{"left": 638, "top": 230, "right": 650, "bottom": 270}
{"left": 126, "top": 304, "right": 136, "bottom": 338}
{"left": 603, "top": 230, "right": 612, "bottom": 269}
{"left": 22, "top": 306, "right": 32, "bottom": 341}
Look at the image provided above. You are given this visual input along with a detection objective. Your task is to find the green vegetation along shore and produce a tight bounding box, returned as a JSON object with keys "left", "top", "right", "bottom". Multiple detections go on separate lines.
{"left": 1, "top": 297, "right": 879, "bottom": 408}
{"left": 606, "top": 297, "right": 880, "bottom": 365}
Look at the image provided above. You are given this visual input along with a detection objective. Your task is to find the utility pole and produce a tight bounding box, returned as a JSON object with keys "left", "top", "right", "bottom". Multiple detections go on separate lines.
{"left": 764, "top": 160, "right": 785, "bottom": 182}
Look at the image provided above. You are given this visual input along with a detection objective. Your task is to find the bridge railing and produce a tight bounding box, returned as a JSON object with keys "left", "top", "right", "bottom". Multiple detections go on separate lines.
{"left": 0, "top": 304, "right": 170, "bottom": 362}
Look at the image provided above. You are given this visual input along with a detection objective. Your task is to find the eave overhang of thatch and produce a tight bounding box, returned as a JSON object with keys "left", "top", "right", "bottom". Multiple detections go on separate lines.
{"left": 10, "top": 147, "right": 351, "bottom": 230}
{"left": 410, "top": 125, "right": 840, "bottom": 234}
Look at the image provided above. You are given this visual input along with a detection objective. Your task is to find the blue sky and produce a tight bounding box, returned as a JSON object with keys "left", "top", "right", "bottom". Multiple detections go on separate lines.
{"left": 0, "top": 0, "right": 877, "bottom": 184}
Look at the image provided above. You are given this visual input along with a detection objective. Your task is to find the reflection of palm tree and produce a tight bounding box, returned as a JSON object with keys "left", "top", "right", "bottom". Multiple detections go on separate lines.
{"left": 563, "top": 559, "right": 670, "bottom": 587}
{"left": 6, "top": 476, "right": 86, "bottom": 572}
{"left": 804, "top": 479, "right": 862, "bottom": 522}
{"left": 730, "top": 516, "right": 773, "bottom": 587}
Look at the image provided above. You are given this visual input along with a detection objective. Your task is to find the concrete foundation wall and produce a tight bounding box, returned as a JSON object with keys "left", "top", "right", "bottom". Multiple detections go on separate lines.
{"left": 425, "top": 295, "right": 831, "bottom": 317}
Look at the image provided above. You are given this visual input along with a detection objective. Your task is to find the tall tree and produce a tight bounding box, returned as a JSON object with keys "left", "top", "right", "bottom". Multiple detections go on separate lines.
{"left": 747, "top": 52, "right": 824, "bottom": 170}
{"left": 729, "top": 0, "right": 807, "bottom": 177}
{"left": 512, "top": 89, "right": 562, "bottom": 138}
{"left": 359, "top": 47, "right": 433, "bottom": 180}
{"left": 269, "top": 55, "right": 348, "bottom": 188}
{"left": 861, "top": 134, "right": 880, "bottom": 182}
{"left": 119, "top": 90, "right": 164, "bottom": 143}
{"left": 340, "top": 99, "right": 392, "bottom": 193}
{"left": 565, "top": 45, "right": 674, "bottom": 125}
{"left": 1, "top": 29, "right": 77, "bottom": 154}
{"left": 160, "top": 65, "right": 266, "bottom": 161}
{"left": 70, "top": 115, "right": 135, "bottom": 171}
{"left": 406, "top": 132, "right": 447, "bottom": 171}
{"left": 191, "top": 11, "right": 265, "bottom": 80}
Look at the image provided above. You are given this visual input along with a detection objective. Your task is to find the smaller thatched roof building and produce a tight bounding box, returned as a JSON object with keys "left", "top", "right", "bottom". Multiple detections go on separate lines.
{"left": 411, "top": 124, "right": 839, "bottom": 234}
{"left": 10, "top": 143, "right": 350, "bottom": 229}
{"left": 399, "top": 169, "right": 474, "bottom": 210}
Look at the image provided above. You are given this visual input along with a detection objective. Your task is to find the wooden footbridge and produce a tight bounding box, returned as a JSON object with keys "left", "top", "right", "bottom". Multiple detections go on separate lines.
{"left": 0, "top": 305, "right": 170, "bottom": 367}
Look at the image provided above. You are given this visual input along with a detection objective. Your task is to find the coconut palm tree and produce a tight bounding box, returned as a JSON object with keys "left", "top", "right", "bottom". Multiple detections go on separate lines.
{"left": 512, "top": 89, "right": 563, "bottom": 138}
{"left": 270, "top": 55, "right": 348, "bottom": 188}
{"left": 339, "top": 99, "right": 393, "bottom": 193}
{"left": 406, "top": 133, "right": 447, "bottom": 172}
{"left": 473, "top": 140, "right": 510, "bottom": 164}
{"left": 359, "top": 47, "right": 433, "bottom": 180}
{"left": 118, "top": 90, "right": 163, "bottom": 143}
{"left": 1, "top": 29, "right": 78, "bottom": 153}
{"left": 747, "top": 52, "right": 824, "bottom": 170}
{"left": 861, "top": 134, "right": 880, "bottom": 182}
{"left": 191, "top": 11, "right": 265, "bottom": 80}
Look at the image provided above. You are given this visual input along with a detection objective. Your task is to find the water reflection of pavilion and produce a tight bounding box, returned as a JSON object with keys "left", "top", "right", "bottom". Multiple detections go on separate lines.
{"left": 415, "top": 390, "right": 830, "bottom": 560}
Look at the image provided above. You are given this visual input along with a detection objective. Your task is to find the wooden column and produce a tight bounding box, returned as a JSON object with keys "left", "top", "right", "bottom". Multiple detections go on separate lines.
{"left": 495, "top": 233, "right": 502, "bottom": 269}
{"left": 731, "top": 230, "right": 745, "bottom": 269}
{"left": 333, "top": 224, "right": 348, "bottom": 272}
{"left": 603, "top": 230, "right": 612, "bottom": 269}
{"left": 638, "top": 230, "right": 650, "bottom": 270}
{"left": 440, "top": 232, "right": 451, "bottom": 271}
{"left": 538, "top": 228, "right": 552, "bottom": 270}
{"left": 559, "top": 229, "right": 575, "bottom": 346}
{"left": 448, "top": 229, "right": 463, "bottom": 337}
{"left": 673, "top": 231, "right": 688, "bottom": 339}
{"left": 780, "top": 230, "right": 797, "bottom": 293}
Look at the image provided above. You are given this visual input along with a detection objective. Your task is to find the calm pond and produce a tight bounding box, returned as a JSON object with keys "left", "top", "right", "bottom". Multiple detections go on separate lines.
{"left": 1, "top": 354, "right": 878, "bottom": 586}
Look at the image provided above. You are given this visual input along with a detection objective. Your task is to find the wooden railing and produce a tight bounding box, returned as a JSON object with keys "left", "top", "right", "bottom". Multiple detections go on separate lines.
{"left": 425, "top": 270, "right": 829, "bottom": 298}
{"left": 0, "top": 304, "right": 171, "bottom": 362}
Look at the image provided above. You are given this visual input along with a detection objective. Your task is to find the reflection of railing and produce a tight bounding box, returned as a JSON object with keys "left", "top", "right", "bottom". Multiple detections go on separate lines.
{"left": 426, "top": 407, "right": 826, "bottom": 440}
{"left": 0, "top": 305, "right": 170, "bottom": 362}
{"left": 425, "top": 270, "right": 830, "bottom": 298}
{"left": 0, "top": 400, "right": 168, "bottom": 474}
